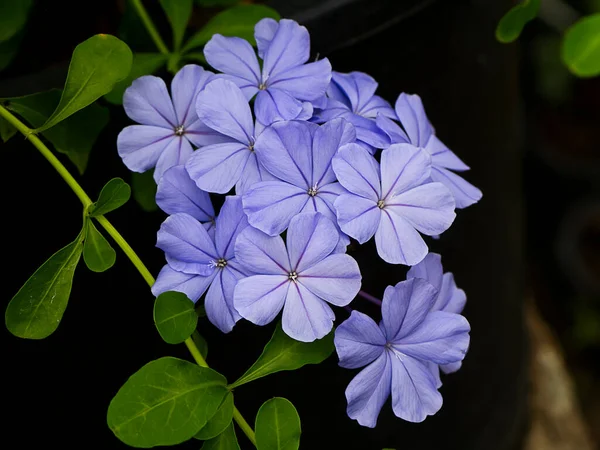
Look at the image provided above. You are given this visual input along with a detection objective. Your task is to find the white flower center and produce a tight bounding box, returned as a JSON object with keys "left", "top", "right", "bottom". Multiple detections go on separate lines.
{"left": 377, "top": 199, "right": 385, "bottom": 209}
{"left": 174, "top": 125, "right": 185, "bottom": 136}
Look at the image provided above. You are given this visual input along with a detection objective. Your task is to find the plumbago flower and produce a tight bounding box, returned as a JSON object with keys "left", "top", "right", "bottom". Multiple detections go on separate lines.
{"left": 332, "top": 142, "right": 456, "bottom": 265}
{"left": 234, "top": 212, "right": 361, "bottom": 342}
{"left": 185, "top": 79, "right": 274, "bottom": 194}
{"left": 314, "top": 71, "right": 394, "bottom": 151}
{"left": 408, "top": 253, "right": 467, "bottom": 374}
{"left": 376, "top": 93, "right": 482, "bottom": 208}
{"left": 204, "top": 18, "right": 331, "bottom": 125}
{"left": 156, "top": 165, "right": 216, "bottom": 237}
{"left": 117, "top": 65, "right": 224, "bottom": 182}
{"left": 243, "top": 117, "right": 354, "bottom": 242}
{"left": 334, "top": 278, "right": 470, "bottom": 427}
{"left": 152, "top": 196, "right": 248, "bottom": 333}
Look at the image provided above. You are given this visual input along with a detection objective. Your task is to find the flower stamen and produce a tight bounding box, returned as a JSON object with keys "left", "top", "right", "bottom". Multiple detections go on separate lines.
{"left": 174, "top": 125, "right": 185, "bottom": 136}
{"left": 377, "top": 200, "right": 385, "bottom": 209}
{"left": 288, "top": 271, "right": 298, "bottom": 282}
{"left": 307, "top": 185, "right": 318, "bottom": 197}
{"left": 216, "top": 258, "right": 227, "bottom": 268}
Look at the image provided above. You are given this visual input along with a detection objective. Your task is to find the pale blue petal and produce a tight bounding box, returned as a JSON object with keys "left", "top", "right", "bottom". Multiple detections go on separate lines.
{"left": 299, "top": 253, "right": 361, "bottom": 306}
{"left": 332, "top": 143, "right": 381, "bottom": 201}
{"left": 331, "top": 71, "right": 377, "bottom": 114}
{"left": 283, "top": 281, "right": 335, "bottom": 342}
{"left": 347, "top": 114, "right": 390, "bottom": 149}
{"left": 314, "top": 98, "right": 351, "bottom": 123}
{"left": 380, "top": 144, "right": 431, "bottom": 200}
{"left": 196, "top": 79, "right": 254, "bottom": 144}
{"left": 441, "top": 361, "right": 462, "bottom": 374}
{"left": 394, "top": 93, "right": 433, "bottom": 147}
{"left": 334, "top": 194, "right": 380, "bottom": 244}
{"left": 255, "top": 17, "right": 278, "bottom": 59}
{"left": 407, "top": 253, "right": 443, "bottom": 294}
{"left": 346, "top": 353, "right": 392, "bottom": 428}
{"left": 117, "top": 125, "right": 174, "bottom": 173}
{"left": 269, "top": 58, "right": 332, "bottom": 102}
{"left": 235, "top": 226, "right": 290, "bottom": 274}
{"left": 431, "top": 166, "right": 482, "bottom": 209}
{"left": 262, "top": 19, "right": 309, "bottom": 79}
{"left": 375, "top": 114, "right": 410, "bottom": 144}
{"left": 389, "top": 352, "right": 442, "bottom": 422}
{"left": 375, "top": 209, "right": 428, "bottom": 265}
{"left": 335, "top": 311, "right": 386, "bottom": 369}
{"left": 156, "top": 165, "right": 215, "bottom": 222}
{"left": 171, "top": 64, "right": 214, "bottom": 128}
{"left": 235, "top": 152, "right": 277, "bottom": 195}
{"left": 185, "top": 142, "right": 251, "bottom": 194}
{"left": 123, "top": 75, "right": 177, "bottom": 128}
{"left": 255, "top": 88, "right": 303, "bottom": 126}
{"left": 312, "top": 118, "right": 356, "bottom": 187}
{"left": 243, "top": 181, "right": 308, "bottom": 236}
{"left": 204, "top": 267, "right": 243, "bottom": 333}
{"left": 151, "top": 264, "right": 216, "bottom": 301}
{"left": 154, "top": 136, "right": 193, "bottom": 182}
{"left": 184, "top": 119, "right": 231, "bottom": 147}
{"left": 437, "top": 273, "right": 466, "bottom": 314}
{"left": 360, "top": 95, "right": 395, "bottom": 119}
{"left": 204, "top": 34, "right": 260, "bottom": 92}
{"left": 215, "top": 195, "right": 248, "bottom": 259}
{"left": 426, "top": 135, "right": 470, "bottom": 171}
{"left": 286, "top": 212, "right": 339, "bottom": 272}
{"left": 233, "top": 275, "right": 289, "bottom": 325}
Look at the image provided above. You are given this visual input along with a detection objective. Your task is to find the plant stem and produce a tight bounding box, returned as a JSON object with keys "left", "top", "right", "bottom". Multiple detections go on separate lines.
{"left": 233, "top": 406, "right": 257, "bottom": 446}
{"left": 0, "top": 104, "right": 258, "bottom": 447}
{"left": 130, "top": 0, "right": 170, "bottom": 55}
{"left": 358, "top": 290, "right": 382, "bottom": 306}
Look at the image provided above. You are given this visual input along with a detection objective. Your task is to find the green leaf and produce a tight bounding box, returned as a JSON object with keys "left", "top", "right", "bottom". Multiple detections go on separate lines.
{"left": 195, "top": 0, "right": 240, "bottom": 7}
{"left": 0, "top": 0, "right": 33, "bottom": 42}
{"left": 36, "top": 34, "right": 132, "bottom": 131}
{"left": 131, "top": 170, "right": 159, "bottom": 212}
{"left": 83, "top": 219, "right": 116, "bottom": 272}
{"left": 562, "top": 14, "right": 600, "bottom": 78}
{"left": 160, "top": 0, "right": 193, "bottom": 51}
{"left": 196, "top": 392, "right": 234, "bottom": 440}
{"left": 183, "top": 52, "right": 207, "bottom": 64}
{"left": 255, "top": 398, "right": 301, "bottom": 450}
{"left": 104, "top": 53, "right": 167, "bottom": 104}
{"left": 0, "top": 116, "right": 16, "bottom": 142}
{"left": 0, "top": 29, "right": 25, "bottom": 72}
{"left": 154, "top": 291, "right": 198, "bottom": 344}
{"left": 89, "top": 178, "right": 131, "bottom": 217}
{"left": 107, "top": 357, "right": 228, "bottom": 448}
{"left": 182, "top": 5, "right": 280, "bottom": 52}
{"left": 4, "top": 89, "right": 109, "bottom": 174}
{"left": 5, "top": 233, "right": 84, "bottom": 339}
{"left": 495, "top": 0, "right": 540, "bottom": 43}
{"left": 201, "top": 423, "right": 240, "bottom": 450}
{"left": 230, "top": 322, "right": 334, "bottom": 388}
{"left": 193, "top": 330, "right": 209, "bottom": 359}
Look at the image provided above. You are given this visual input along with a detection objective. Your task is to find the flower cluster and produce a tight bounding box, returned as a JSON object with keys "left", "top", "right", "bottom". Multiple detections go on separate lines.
{"left": 117, "top": 18, "right": 479, "bottom": 428}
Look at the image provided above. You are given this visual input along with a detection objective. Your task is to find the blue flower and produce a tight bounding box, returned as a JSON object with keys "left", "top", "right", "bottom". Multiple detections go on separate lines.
{"left": 204, "top": 18, "right": 331, "bottom": 126}
{"left": 243, "top": 118, "right": 355, "bottom": 244}
{"left": 315, "top": 71, "right": 394, "bottom": 151}
{"left": 332, "top": 142, "right": 456, "bottom": 265}
{"left": 185, "top": 79, "right": 275, "bottom": 194}
{"left": 152, "top": 196, "right": 249, "bottom": 333}
{"left": 376, "top": 93, "right": 483, "bottom": 208}
{"left": 117, "top": 65, "right": 225, "bottom": 182}
{"left": 407, "top": 253, "right": 467, "bottom": 375}
{"left": 234, "top": 212, "right": 361, "bottom": 342}
{"left": 334, "top": 278, "right": 470, "bottom": 427}
{"left": 156, "top": 165, "right": 216, "bottom": 237}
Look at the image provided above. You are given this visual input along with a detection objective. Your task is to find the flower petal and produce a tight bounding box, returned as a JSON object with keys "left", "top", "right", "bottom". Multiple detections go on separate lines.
{"left": 151, "top": 264, "right": 216, "bottom": 301}
{"left": 196, "top": 79, "right": 254, "bottom": 144}
{"left": 235, "top": 152, "right": 277, "bottom": 195}
{"left": 117, "top": 125, "right": 175, "bottom": 173}
{"left": 254, "top": 88, "right": 304, "bottom": 126}
{"left": 331, "top": 71, "right": 377, "bottom": 114}
{"left": 171, "top": 64, "right": 214, "bottom": 128}
{"left": 345, "top": 352, "right": 392, "bottom": 428}
{"left": 157, "top": 213, "right": 218, "bottom": 275}
{"left": 441, "top": 361, "right": 462, "bottom": 374}
{"left": 204, "top": 267, "right": 243, "bottom": 333}
{"left": 263, "top": 19, "right": 309, "bottom": 78}
{"left": 184, "top": 119, "right": 231, "bottom": 147}
{"left": 123, "top": 75, "right": 177, "bottom": 128}
{"left": 375, "top": 209, "right": 428, "bottom": 265}
{"left": 156, "top": 165, "right": 215, "bottom": 222}
{"left": 214, "top": 195, "right": 248, "bottom": 259}
{"left": 334, "top": 194, "right": 380, "bottom": 244}
{"left": 185, "top": 142, "right": 251, "bottom": 194}
{"left": 235, "top": 226, "right": 290, "bottom": 274}
{"left": 286, "top": 212, "right": 339, "bottom": 272}
{"left": 431, "top": 166, "right": 482, "bottom": 209}
{"left": 314, "top": 98, "right": 351, "bottom": 123}
{"left": 360, "top": 95, "right": 395, "bottom": 119}
{"left": 243, "top": 181, "right": 308, "bottom": 236}
{"left": 154, "top": 136, "right": 193, "bottom": 182}
{"left": 282, "top": 281, "right": 335, "bottom": 342}
{"left": 269, "top": 58, "right": 332, "bottom": 102}
{"left": 312, "top": 118, "right": 356, "bottom": 187}
{"left": 254, "top": 120, "right": 317, "bottom": 188}
{"left": 381, "top": 278, "right": 437, "bottom": 342}
{"left": 332, "top": 143, "right": 381, "bottom": 201}
{"left": 299, "top": 253, "right": 361, "bottom": 306}
{"left": 426, "top": 135, "right": 469, "bottom": 171}
{"left": 204, "top": 34, "right": 260, "bottom": 95}
{"left": 386, "top": 183, "right": 456, "bottom": 235}
{"left": 437, "top": 273, "right": 466, "bottom": 313}
{"left": 394, "top": 93, "right": 433, "bottom": 147}
{"left": 381, "top": 144, "right": 431, "bottom": 200}
{"left": 255, "top": 17, "right": 278, "bottom": 59}
{"left": 375, "top": 114, "right": 410, "bottom": 144}
{"left": 394, "top": 311, "right": 470, "bottom": 365}
{"left": 389, "top": 352, "right": 442, "bottom": 423}
{"left": 234, "top": 275, "right": 289, "bottom": 325}
{"left": 335, "top": 310, "right": 386, "bottom": 369}
{"left": 407, "top": 252, "right": 444, "bottom": 294}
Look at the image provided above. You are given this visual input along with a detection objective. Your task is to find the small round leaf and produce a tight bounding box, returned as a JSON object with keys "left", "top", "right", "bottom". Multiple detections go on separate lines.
{"left": 255, "top": 397, "right": 301, "bottom": 450}
{"left": 562, "top": 14, "right": 600, "bottom": 78}
{"left": 83, "top": 219, "right": 116, "bottom": 272}
{"left": 195, "top": 392, "right": 234, "bottom": 440}
{"left": 89, "top": 178, "right": 131, "bottom": 217}
{"left": 154, "top": 291, "right": 199, "bottom": 344}
{"left": 495, "top": 0, "right": 540, "bottom": 43}
{"left": 200, "top": 423, "right": 240, "bottom": 450}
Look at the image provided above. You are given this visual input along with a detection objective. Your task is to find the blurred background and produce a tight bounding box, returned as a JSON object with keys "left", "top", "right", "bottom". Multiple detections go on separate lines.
{"left": 1, "top": 0, "right": 598, "bottom": 449}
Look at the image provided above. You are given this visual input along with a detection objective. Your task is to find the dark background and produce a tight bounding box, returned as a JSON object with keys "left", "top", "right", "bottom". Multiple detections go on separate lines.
{"left": 2, "top": 0, "right": 598, "bottom": 449}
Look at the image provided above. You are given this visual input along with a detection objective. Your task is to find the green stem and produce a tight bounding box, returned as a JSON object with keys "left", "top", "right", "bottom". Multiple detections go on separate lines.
{"left": 233, "top": 406, "right": 258, "bottom": 446}
{"left": 0, "top": 104, "right": 257, "bottom": 447}
{"left": 130, "top": 0, "right": 170, "bottom": 55}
